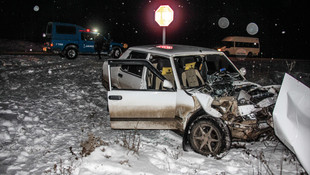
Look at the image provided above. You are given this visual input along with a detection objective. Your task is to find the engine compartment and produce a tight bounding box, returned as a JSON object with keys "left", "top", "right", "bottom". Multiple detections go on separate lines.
{"left": 195, "top": 71, "right": 280, "bottom": 140}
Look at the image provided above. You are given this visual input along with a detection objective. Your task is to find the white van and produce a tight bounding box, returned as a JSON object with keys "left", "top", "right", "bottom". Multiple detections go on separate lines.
{"left": 217, "top": 36, "right": 260, "bottom": 57}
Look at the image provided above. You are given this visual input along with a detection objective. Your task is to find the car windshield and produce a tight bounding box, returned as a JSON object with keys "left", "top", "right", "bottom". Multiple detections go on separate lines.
{"left": 174, "top": 54, "right": 243, "bottom": 89}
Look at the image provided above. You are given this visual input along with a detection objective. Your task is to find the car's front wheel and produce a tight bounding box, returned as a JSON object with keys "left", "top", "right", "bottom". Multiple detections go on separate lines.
{"left": 111, "top": 46, "right": 122, "bottom": 58}
{"left": 189, "top": 117, "right": 226, "bottom": 156}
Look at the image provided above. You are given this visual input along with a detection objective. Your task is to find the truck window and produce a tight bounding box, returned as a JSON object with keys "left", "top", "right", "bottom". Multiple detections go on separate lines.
{"left": 56, "top": 25, "right": 76, "bottom": 34}
{"left": 81, "top": 32, "right": 96, "bottom": 41}
{"left": 47, "top": 23, "right": 52, "bottom": 35}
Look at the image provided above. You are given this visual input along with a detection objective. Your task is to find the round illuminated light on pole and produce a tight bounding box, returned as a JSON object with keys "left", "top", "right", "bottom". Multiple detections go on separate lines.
{"left": 155, "top": 5, "right": 174, "bottom": 45}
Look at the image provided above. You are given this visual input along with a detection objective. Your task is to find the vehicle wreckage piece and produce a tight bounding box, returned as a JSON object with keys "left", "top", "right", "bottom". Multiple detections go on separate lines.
{"left": 273, "top": 73, "right": 310, "bottom": 174}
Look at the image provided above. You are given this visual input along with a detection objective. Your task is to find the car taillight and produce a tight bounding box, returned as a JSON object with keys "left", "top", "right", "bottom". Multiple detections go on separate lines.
{"left": 122, "top": 43, "right": 128, "bottom": 49}
{"left": 50, "top": 43, "right": 54, "bottom": 47}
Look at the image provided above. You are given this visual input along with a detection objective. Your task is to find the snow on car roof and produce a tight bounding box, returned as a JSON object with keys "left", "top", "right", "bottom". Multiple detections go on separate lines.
{"left": 129, "top": 44, "right": 220, "bottom": 57}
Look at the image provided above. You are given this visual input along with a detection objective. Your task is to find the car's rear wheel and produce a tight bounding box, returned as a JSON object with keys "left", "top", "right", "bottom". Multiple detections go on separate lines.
{"left": 189, "top": 118, "right": 225, "bottom": 156}
{"left": 247, "top": 52, "right": 253, "bottom": 58}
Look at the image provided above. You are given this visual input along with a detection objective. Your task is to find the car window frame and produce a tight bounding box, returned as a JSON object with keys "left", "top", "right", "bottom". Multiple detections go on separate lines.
{"left": 119, "top": 50, "right": 148, "bottom": 78}
{"left": 108, "top": 59, "right": 175, "bottom": 91}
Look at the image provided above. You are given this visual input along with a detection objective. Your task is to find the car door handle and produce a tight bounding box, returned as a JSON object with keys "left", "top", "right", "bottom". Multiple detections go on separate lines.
{"left": 118, "top": 73, "right": 123, "bottom": 78}
{"left": 109, "top": 95, "right": 122, "bottom": 100}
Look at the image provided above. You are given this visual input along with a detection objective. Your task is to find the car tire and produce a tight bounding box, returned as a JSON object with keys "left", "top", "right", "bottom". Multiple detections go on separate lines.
{"left": 247, "top": 52, "right": 253, "bottom": 58}
{"left": 111, "top": 46, "right": 122, "bottom": 58}
{"left": 189, "top": 117, "right": 227, "bottom": 156}
{"left": 65, "top": 47, "right": 78, "bottom": 59}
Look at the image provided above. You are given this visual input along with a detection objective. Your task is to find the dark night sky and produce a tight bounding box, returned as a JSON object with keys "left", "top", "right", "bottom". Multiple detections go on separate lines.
{"left": 0, "top": 0, "right": 309, "bottom": 58}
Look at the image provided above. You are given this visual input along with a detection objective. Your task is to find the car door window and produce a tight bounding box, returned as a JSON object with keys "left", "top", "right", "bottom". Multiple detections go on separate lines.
{"left": 121, "top": 65, "right": 143, "bottom": 78}
{"left": 148, "top": 56, "right": 175, "bottom": 90}
{"left": 120, "top": 51, "right": 147, "bottom": 78}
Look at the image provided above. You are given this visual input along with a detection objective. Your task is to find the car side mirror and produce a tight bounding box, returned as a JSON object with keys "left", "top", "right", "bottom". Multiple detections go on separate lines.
{"left": 163, "top": 80, "right": 173, "bottom": 89}
{"left": 239, "top": 67, "right": 246, "bottom": 76}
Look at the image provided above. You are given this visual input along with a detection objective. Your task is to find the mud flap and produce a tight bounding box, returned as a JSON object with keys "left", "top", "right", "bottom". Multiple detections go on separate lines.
{"left": 182, "top": 132, "right": 191, "bottom": 152}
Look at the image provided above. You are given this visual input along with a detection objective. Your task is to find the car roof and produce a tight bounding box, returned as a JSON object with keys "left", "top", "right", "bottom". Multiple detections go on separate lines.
{"left": 128, "top": 44, "right": 220, "bottom": 57}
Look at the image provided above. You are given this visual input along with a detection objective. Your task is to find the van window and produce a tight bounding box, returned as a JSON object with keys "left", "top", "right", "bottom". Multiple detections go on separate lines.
{"left": 222, "top": 41, "right": 234, "bottom": 48}
{"left": 56, "top": 25, "right": 76, "bottom": 34}
{"left": 235, "top": 42, "right": 259, "bottom": 48}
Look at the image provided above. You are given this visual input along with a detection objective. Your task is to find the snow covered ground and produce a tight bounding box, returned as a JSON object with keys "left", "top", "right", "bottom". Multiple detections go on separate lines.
{"left": 0, "top": 55, "right": 307, "bottom": 175}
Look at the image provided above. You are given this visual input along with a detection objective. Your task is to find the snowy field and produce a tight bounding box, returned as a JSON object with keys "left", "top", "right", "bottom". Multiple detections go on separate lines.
{"left": 0, "top": 55, "right": 307, "bottom": 175}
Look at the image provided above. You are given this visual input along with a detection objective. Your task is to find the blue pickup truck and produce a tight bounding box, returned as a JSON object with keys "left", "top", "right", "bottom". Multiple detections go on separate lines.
{"left": 43, "top": 22, "right": 128, "bottom": 59}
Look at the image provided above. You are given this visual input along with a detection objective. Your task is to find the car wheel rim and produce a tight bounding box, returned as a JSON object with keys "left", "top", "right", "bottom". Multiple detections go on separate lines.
{"left": 68, "top": 50, "right": 76, "bottom": 58}
{"left": 114, "top": 49, "right": 120, "bottom": 57}
{"left": 191, "top": 122, "right": 221, "bottom": 154}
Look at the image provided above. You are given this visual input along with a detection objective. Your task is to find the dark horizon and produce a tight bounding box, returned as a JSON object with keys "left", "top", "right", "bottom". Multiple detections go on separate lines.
{"left": 0, "top": 0, "right": 309, "bottom": 59}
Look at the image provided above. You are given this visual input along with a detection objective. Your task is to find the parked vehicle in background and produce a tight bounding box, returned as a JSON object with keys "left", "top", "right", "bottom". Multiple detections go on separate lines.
{"left": 216, "top": 36, "right": 260, "bottom": 57}
{"left": 43, "top": 22, "right": 128, "bottom": 59}
{"left": 102, "top": 44, "right": 280, "bottom": 156}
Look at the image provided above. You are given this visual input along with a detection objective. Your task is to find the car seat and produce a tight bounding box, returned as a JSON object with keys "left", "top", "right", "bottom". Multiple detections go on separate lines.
{"left": 156, "top": 59, "right": 174, "bottom": 90}
{"left": 180, "top": 57, "right": 205, "bottom": 88}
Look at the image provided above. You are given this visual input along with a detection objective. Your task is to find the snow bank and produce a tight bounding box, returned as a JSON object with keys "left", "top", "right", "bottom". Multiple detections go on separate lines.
{"left": 0, "top": 55, "right": 306, "bottom": 174}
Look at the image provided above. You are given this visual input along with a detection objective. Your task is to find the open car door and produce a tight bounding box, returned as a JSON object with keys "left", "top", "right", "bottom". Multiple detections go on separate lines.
{"left": 107, "top": 59, "right": 177, "bottom": 129}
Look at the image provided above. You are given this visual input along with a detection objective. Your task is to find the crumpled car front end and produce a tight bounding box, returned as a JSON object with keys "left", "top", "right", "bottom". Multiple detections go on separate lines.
{"left": 190, "top": 77, "right": 280, "bottom": 141}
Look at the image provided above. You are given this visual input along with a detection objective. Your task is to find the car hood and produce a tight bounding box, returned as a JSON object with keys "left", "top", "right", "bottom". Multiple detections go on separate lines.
{"left": 273, "top": 73, "right": 310, "bottom": 174}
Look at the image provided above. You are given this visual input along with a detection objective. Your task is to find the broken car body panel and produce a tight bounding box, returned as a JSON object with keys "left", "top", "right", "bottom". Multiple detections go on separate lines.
{"left": 273, "top": 73, "right": 310, "bottom": 173}
{"left": 103, "top": 45, "right": 280, "bottom": 155}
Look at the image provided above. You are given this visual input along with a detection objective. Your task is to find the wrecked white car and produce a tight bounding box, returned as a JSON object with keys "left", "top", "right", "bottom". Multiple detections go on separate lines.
{"left": 102, "top": 45, "right": 280, "bottom": 156}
